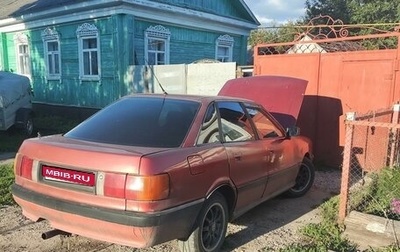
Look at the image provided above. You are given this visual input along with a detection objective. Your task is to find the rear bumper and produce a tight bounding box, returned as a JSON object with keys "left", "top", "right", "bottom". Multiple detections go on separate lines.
{"left": 12, "top": 183, "right": 203, "bottom": 248}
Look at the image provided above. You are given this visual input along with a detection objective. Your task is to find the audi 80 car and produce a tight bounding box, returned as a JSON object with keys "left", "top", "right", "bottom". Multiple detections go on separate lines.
{"left": 12, "top": 76, "right": 314, "bottom": 252}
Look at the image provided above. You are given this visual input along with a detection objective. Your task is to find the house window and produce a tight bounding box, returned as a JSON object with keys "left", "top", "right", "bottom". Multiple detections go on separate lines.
{"left": 42, "top": 28, "right": 61, "bottom": 79}
{"left": 145, "top": 25, "right": 170, "bottom": 65}
{"left": 76, "top": 23, "right": 100, "bottom": 80}
{"left": 216, "top": 34, "right": 234, "bottom": 62}
{"left": 14, "top": 33, "right": 31, "bottom": 76}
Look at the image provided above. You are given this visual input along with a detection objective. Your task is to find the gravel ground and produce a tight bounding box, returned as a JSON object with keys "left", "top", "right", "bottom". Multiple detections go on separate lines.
{"left": 0, "top": 167, "right": 341, "bottom": 252}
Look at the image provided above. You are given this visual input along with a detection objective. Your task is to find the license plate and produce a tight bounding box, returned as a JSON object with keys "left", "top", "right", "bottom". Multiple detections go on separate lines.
{"left": 42, "top": 165, "right": 95, "bottom": 186}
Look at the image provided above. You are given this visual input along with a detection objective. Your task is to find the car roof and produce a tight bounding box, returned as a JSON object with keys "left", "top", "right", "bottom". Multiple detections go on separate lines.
{"left": 123, "top": 93, "right": 256, "bottom": 104}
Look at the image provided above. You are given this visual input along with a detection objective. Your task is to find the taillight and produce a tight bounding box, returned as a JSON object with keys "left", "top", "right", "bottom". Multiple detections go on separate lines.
{"left": 101, "top": 173, "right": 170, "bottom": 201}
{"left": 16, "top": 155, "right": 33, "bottom": 180}
{"left": 103, "top": 173, "right": 126, "bottom": 198}
{"left": 125, "top": 174, "right": 170, "bottom": 201}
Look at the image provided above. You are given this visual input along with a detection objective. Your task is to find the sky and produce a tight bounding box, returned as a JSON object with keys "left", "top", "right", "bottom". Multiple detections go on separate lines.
{"left": 243, "top": 0, "right": 307, "bottom": 26}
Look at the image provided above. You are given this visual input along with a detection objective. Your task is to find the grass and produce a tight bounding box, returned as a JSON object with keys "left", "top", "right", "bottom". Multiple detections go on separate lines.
{"left": 279, "top": 167, "right": 400, "bottom": 252}
{"left": 0, "top": 163, "right": 15, "bottom": 205}
{"left": 0, "top": 115, "right": 81, "bottom": 152}
{"left": 279, "top": 197, "right": 358, "bottom": 252}
{"left": 0, "top": 131, "right": 27, "bottom": 152}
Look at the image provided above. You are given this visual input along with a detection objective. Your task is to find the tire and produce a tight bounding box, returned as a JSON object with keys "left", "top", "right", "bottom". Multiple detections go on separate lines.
{"left": 15, "top": 109, "right": 34, "bottom": 136}
{"left": 179, "top": 192, "right": 228, "bottom": 252}
{"left": 23, "top": 114, "right": 34, "bottom": 136}
{"left": 285, "top": 157, "right": 315, "bottom": 198}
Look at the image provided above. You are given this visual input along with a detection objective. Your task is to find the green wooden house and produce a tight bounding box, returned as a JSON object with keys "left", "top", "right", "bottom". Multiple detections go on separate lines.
{"left": 0, "top": 0, "right": 259, "bottom": 110}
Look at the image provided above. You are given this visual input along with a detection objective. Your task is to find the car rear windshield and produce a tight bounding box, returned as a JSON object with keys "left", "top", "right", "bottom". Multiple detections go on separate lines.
{"left": 65, "top": 97, "right": 200, "bottom": 148}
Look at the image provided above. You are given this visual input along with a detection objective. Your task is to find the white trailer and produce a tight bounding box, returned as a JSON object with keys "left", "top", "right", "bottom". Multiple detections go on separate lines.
{"left": 0, "top": 71, "right": 34, "bottom": 135}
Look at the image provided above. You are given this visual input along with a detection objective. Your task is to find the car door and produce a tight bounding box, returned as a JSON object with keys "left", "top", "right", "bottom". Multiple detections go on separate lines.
{"left": 216, "top": 101, "right": 269, "bottom": 213}
{"left": 244, "top": 105, "right": 300, "bottom": 198}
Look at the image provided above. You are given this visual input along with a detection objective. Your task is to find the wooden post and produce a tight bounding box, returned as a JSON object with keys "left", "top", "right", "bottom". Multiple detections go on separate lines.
{"left": 339, "top": 112, "right": 356, "bottom": 223}
{"left": 389, "top": 104, "right": 400, "bottom": 168}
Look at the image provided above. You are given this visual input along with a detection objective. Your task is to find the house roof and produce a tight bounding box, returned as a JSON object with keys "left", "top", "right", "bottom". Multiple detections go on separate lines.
{"left": 318, "top": 41, "right": 365, "bottom": 52}
{"left": 286, "top": 34, "right": 365, "bottom": 54}
{"left": 0, "top": 0, "right": 260, "bottom": 29}
{"left": 1, "top": 0, "right": 82, "bottom": 19}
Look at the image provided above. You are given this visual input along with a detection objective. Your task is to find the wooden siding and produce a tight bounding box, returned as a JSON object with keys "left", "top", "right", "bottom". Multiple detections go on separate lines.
{"left": 1, "top": 15, "right": 249, "bottom": 108}
{"left": 152, "top": 0, "right": 253, "bottom": 22}
{"left": 3, "top": 33, "right": 17, "bottom": 71}
{"left": 0, "top": 34, "right": 7, "bottom": 70}
{"left": 1, "top": 16, "right": 135, "bottom": 108}
{"left": 134, "top": 20, "right": 247, "bottom": 65}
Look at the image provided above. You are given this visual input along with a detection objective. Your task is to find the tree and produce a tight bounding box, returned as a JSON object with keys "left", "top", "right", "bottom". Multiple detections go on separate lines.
{"left": 348, "top": 0, "right": 400, "bottom": 24}
{"left": 305, "top": 0, "right": 400, "bottom": 25}
{"left": 249, "top": 0, "right": 400, "bottom": 48}
{"left": 305, "top": 0, "right": 351, "bottom": 24}
{"left": 304, "top": 0, "right": 400, "bottom": 49}
{"left": 248, "top": 21, "right": 305, "bottom": 47}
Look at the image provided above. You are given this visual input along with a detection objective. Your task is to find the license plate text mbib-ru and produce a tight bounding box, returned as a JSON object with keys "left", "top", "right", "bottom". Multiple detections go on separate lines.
{"left": 42, "top": 165, "right": 95, "bottom": 186}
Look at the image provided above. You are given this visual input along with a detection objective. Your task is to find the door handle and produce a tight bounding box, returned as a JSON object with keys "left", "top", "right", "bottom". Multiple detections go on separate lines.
{"left": 268, "top": 150, "right": 277, "bottom": 163}
{"left": 233, "top": 152, "right": 242, "bottom": 161}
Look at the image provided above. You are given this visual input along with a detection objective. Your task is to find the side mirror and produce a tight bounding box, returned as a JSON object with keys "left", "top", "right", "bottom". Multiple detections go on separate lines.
{"left": 286, "top": 126, "right": 300, "bottom": 138}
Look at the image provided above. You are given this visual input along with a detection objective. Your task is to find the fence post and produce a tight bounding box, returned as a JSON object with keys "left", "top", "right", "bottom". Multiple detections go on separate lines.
{"left": 389, "top": 104, "right": 400, "bottom": 167}
{"left": 338, "top": 112, "right": 356, "bottom": 223}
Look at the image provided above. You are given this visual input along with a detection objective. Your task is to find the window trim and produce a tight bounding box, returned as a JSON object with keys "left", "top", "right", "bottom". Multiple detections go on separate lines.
{"left": 145, "top": 25, "right": 171, "bottom": 65}
{"left": 42, "top": 27, "right": 61, "bottom": 81}
{"left": 196, "top": 102, "right": 221, "bottom": 145}
{"left": 215, "top": 34, "right": 234, "bottom": 62}
{"left": 76, "top": 23, "right": 101, "bottom": 82}
{"left": 13, "top": 33, "right": 31, "bottom": 77}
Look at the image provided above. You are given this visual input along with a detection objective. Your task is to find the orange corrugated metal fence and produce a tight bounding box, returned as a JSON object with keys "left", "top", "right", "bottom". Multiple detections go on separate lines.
{"left": 253, "top": 26, "right": 400, "bottom": 167}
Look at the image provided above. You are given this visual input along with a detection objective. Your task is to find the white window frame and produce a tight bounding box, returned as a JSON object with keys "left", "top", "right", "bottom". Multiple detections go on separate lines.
{"left": 76, "top": 23, "right": 100, "bottom": 82}
{"left": 145, "top": 25, "right": 170, "bottom": 65}
{"left": 13, "top": 33, "right": 31, "bottom": 77}
{"left": 42, "top": 27, "right": 61, "bottom": 80}
{"left": 215, "top": 34, "right": 234, "bottom": 62}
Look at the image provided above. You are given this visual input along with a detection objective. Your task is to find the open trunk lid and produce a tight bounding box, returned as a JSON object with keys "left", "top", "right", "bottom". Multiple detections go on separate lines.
{"left": 218, "top": 75, "right": 308, "bottom": 128}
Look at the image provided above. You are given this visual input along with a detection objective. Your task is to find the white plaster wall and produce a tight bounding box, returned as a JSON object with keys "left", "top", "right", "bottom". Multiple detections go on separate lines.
{"left": 128, "top": 62, "right": 237, "bottom": 96}
{"left": 186, "top": 62, "right": 236, "bottom": 96}
{"left": 153, "top": 64, "right": 187, "bottom": 94}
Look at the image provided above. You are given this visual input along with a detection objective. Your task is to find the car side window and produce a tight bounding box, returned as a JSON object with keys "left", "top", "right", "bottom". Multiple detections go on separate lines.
{"left": 217, "top": 101, "right": 256, "bottom": 142}
{"left": 245, "top": 106, "right": 284, "bottom": 139}
{"left": 197, "top": 103, "right": 221, "bottom": 144}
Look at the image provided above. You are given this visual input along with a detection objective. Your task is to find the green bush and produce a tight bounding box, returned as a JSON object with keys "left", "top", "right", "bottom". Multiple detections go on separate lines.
{"left": 353, "top": 167, "right": 400, "bottom": 220}
{"left": 371, "top": 168, "right": 400, "bottom": 216}
{"left": 0, "top": 163, "right": 15, "bottom": 206}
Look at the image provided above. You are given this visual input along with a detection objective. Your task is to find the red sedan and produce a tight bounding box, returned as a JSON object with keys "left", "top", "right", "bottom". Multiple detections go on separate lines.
{"left": 12, "top": 76, "right": 314, "bottom": 252}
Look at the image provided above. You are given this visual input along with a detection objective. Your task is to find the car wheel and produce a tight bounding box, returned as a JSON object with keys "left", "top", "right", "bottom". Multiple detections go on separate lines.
{"left": 285, "top": 157, "right": 315, "bottom": 198}
{"left": 179, "top": 192, "right": 228, "bottom": 252}
{"left": 23, "top": 114, "right": 34, "bottom": 136}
